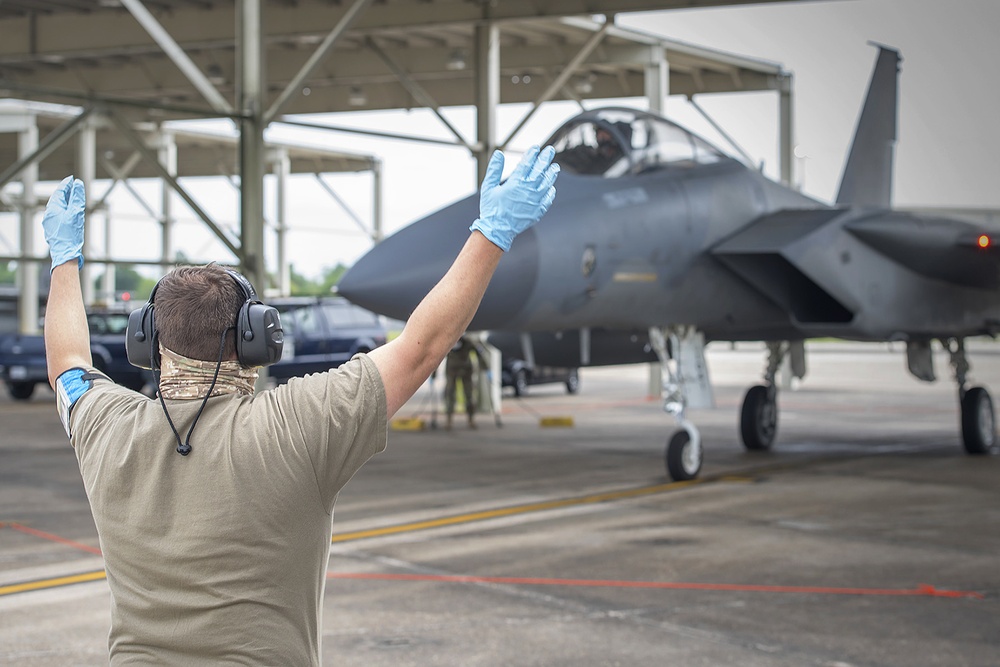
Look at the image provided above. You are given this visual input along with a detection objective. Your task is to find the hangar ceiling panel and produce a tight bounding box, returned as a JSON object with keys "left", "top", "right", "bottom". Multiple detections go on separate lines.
{"left": 0, "top": 1, "right": 790, "bottom": 121}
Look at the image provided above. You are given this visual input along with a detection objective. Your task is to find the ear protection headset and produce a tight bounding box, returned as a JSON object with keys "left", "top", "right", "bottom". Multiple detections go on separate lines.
{"left": 126, "top": 268, "right": 284, "bottom": 370}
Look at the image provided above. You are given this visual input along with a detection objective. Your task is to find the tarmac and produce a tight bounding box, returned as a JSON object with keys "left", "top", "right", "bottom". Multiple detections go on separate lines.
{"left": 1, "top": 341, "right": 998, "bottom": 666}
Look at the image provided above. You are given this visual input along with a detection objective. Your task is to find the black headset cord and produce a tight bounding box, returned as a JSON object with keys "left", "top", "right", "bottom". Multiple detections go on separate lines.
{"left": 154, "top": 326, "right": 233, "bottom": 457}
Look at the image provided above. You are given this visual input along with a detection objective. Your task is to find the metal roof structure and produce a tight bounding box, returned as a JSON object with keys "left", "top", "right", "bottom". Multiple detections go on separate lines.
{"left": 0, "top": 101, "right": 378, "bottom": 183}
{"left": 0, "top": 4, "right": 788, "bottom": 118}
{"left": 0, "top": 0, "right": 799, "bottom": 334}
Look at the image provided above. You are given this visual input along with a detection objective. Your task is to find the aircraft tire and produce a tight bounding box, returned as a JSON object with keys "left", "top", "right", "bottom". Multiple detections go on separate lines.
{"left": 741, "top": 384, "right": 777, "bottom": 451}
{"left": 513, "top": 369, "right": 528, "bottom": 397}
{"left": 665, "top": 430, "right": 701, "bottom": 481}
{"left": 565, "top": 370, "right": 580, "bottom": 394}
{"left": 7, "top": 381, "right": 35, "bottom": 401}
{"left": 961, "top": 386, "right": 996, "bottom": 454}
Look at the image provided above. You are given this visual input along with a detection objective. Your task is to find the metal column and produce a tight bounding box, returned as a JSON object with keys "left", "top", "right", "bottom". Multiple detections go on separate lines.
{"left": 372, "top": 159, "right": 383, "bottom": 243}
{"left": 158, "top": 128, "right": 177, "bottom": 270}
{"left": 17, "top": 117, "right": 39, "bottom": 335}
{"left": 645, "top": 46, "right": 669, "bottom": 116}
{"left": 474, "top": 22, "right": 499, "bottom": 186}
{"left": 238, "top": 0, "right": 266, "bottom": 294}
{"left": 77, "top": 117, "right": 97, "bottom": 305}
{"left": 779, "top": 72, "right": 794, "bottom": 187}
{"left": 101, "top": 208, "right": 115, "bottom": 304}
{"left": 272, "top": 149, "right": 290, "bottom": 296}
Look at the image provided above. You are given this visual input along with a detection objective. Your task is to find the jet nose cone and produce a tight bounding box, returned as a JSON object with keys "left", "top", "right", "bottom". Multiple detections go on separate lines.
{"left": 339, "top": 195, "right": 539, "bottom": 329}
{"left": 338, "top": 207, "right": 469, "bottom": 322}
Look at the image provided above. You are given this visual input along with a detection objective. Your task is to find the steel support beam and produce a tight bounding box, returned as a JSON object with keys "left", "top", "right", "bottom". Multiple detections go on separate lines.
{"left": 17, "top": 118, "right": 39, "bottom": 335}
{"left": 367, "top": 37, "right": 475, "bottom": 152}
{"left": 119, "top": 0, "right": 234, "bottom": 115}
{"left": 372, "top": 159, "right": 383, "bottom": 243}
{"left": 78, "top": 118, "right": 97, "bottom": 304}
{"left": 500, "top": 20, "right": 610, "bottom": 149}
{"left": 275, "top": 118, "right": 466, "bottom": 147}
{"left": 158, "top": 129, "right": 178, "bottom": 268}
{"left": 474, "top": 21, "right": 500, "bottom": 185}
{"left": 314, "top": 175, "right": 374, "bottom": 240}
{"left": 273, "top": 149, "right": 291, "bottom": 296}
{"left": 689, "top": 97, "right": 757, "bottom": 167}
{"left": 644, "top": 45, "right": 668, "bottom": 115}
{"left": 779, "top": 72, "right": 794, "bottom": 187}
{"left": 91, "top": 151, "right": 143, "bottom": 214}
{"left": 0, "top": 107, "right": 94, "bottom": 191}
{"left": 265, "top": 0, "right": 374, "bottom": 124}
{"left": 238, "top": 0, "right": 266, "bottom": 289}
{"left": 105, "top": 108, "right": 240, "bottom": 258}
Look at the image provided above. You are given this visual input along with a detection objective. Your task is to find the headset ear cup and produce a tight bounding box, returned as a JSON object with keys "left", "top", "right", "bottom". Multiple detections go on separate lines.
{"left": 126, "top": 304, "right": 158, "bottom": 369}
{"left": 237, "top": 303, "right": 283, "bottom": 367}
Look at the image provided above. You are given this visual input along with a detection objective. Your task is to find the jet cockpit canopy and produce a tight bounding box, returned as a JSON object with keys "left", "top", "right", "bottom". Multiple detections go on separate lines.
{"left": 547, "top": 107, "right": 728, "bottom": 177}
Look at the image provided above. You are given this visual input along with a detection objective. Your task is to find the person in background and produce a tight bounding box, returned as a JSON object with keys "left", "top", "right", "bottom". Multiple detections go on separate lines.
{"left": 444, "top": 333, "right": 488, "bottom": 430}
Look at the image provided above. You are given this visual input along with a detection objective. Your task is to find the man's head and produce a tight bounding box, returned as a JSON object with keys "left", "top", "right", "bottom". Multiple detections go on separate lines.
{"left": 154, "top": 265, "right": 245, "bottom": 362}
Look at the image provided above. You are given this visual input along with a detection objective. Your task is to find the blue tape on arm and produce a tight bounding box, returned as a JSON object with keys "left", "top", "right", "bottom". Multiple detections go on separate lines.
{"left": 56, "top": 368, "right": 93, "bottom": 438}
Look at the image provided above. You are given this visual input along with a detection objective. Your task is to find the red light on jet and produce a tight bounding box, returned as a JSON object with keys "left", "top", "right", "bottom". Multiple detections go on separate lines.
{"left": 978, "top": 235, "right": 991, "bottom": 249}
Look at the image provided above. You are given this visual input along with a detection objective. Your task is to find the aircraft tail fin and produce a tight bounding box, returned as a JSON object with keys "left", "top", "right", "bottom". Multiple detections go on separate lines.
{"left": 835, "top": 45, "right": 900, "bottom": 208}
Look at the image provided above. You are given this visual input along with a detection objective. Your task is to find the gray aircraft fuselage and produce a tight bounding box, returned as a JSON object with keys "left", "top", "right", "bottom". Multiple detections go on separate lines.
{"left": 339, "top": 124, "right": 998, "bottom": 352}
{"left": 340, "top": 46, "right": 999, "bottom": 364}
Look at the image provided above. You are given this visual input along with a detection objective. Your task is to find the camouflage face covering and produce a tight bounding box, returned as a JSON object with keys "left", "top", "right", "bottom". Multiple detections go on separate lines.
{"left": 158, "top": 344, "right": 258, "bottom": 399}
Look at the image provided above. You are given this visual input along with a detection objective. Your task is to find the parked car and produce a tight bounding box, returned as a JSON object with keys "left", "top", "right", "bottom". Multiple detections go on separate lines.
{"left": 0, "top": 308, "right": 153, "bottom": 401}
{"left": 501, "top": 358, "right": 580, "bottom": 397}
{"left": 0, "top": 297, "right": 387, "bottom": 399}
{"left": 268, "top": 296, "right": 388, "bottom": 383}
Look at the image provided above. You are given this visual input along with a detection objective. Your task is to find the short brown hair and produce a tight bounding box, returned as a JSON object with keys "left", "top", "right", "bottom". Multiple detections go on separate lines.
{"left": 154, "top": 265, "right": 244, "bottom": 361}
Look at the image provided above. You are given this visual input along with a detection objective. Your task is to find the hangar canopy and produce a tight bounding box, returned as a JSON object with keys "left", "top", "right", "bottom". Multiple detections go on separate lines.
{"left": 0, "top": 0, "right": 795, "bottom": 335}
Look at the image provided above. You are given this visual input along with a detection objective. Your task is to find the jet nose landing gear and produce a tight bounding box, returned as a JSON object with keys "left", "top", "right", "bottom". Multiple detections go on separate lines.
{"left": 666, "top": 421, "right": 702, "bottom": 481}
{"left": 649, "top": 327, "right": 712, "bottom": 481}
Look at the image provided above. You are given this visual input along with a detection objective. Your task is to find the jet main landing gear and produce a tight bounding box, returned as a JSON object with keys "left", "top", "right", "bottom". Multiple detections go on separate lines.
{"left": 943, "top": 338, "right": 997, "bottom": 454}
{"left": 740, "top": 341, "right": 787, "bottom": 451}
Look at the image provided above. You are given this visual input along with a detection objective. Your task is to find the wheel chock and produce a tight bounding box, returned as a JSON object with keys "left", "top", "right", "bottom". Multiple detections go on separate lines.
{"left": 539, "top": 416, "right": 574, "bottom": 428}
{"left": 391, "top": 418, "right": 426, "bottom": 431}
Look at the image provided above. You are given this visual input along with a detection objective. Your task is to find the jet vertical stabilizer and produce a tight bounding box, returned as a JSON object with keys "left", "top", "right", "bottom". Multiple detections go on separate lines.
{"left": 835, "top": 45, "right": 900, "bottom": 208}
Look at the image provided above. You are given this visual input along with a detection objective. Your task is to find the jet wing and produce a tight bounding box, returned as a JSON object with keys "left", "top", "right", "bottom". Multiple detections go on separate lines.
{"left": 711, "top": 207, "right": 1000, "bottom": 337}
{"left": 710, "top": 208, "right": 856, "bottom": 326}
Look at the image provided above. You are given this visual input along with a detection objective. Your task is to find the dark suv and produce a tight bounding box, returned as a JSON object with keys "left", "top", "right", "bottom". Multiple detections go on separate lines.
{"left": 0, "top": 308, "right": 153, "bottom": 400}
{"left": 269, "top": 297, "right": 388, "bottom": 383}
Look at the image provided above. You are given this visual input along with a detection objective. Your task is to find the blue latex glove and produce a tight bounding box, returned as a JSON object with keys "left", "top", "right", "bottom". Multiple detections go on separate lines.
{"left": 42, "top": 175, "right": 86, "bottom": 271}
{"left": 470, "top": 145, "right": 560, "bottom": 252}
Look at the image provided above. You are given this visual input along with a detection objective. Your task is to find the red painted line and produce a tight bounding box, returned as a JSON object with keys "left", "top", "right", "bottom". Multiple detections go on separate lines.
{"left": 5, "top": 522, "right": 103, "bottom": 556}
{"left": 327, "top": 572, "right": 984, "bottom": 600}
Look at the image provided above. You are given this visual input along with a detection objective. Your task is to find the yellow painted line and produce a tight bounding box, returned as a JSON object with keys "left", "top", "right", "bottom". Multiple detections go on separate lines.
{"left": 332, "top": 478, "right": 702, "bottom": 543}
{"left": 0, "top": 570, "right": 106, "bottom": 596}
{"left": 390, "top": 418, "right": 426, "bottom": 431}
{"left": 2, "top": 475, "right": 748, "bottom": 596}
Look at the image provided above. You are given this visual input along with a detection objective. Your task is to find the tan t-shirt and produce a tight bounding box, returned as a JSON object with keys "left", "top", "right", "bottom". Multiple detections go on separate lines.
{"left": 68, "top": 355, "right": 387, "bottom": 666}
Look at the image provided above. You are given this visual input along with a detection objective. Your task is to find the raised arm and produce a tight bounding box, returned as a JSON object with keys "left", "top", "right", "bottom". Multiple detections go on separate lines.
{"left": 43, "top": 176, "right": 92, "bottom": 387}
{"left": 368, "top": 146, "right": 559, "bottom": 418}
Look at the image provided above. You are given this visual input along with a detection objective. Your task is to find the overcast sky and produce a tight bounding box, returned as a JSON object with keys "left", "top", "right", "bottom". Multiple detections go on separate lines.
{"left": 6, "top": 0, "right": 999, "bottom": 282}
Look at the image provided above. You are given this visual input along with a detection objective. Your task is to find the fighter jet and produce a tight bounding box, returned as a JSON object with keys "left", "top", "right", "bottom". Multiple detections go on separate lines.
{"left": 339, "top": 46, "right": 1000, "bottom": 480}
